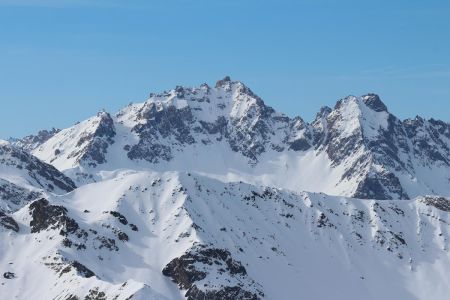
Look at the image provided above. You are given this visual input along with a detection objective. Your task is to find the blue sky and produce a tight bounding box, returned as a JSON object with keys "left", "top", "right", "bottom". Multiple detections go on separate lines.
{"left": 1, "top": 0, "right": 449, "bottom": 139}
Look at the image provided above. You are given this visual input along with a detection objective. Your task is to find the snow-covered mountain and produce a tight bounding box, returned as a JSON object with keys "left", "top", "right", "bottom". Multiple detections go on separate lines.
{"left": 0, "top": 140, "right": 76, "bottom": 213}
{"left": 1, "top": 77, "right": 450, "bottom": 300}
{"left": 2, "top": 170, "right": 450, "bottom": 299}
{"left": 30, "top": 77, "right": 450, "bottom": 199}
{"left": 9, "top": 127, "right": 60, "bottom": 152}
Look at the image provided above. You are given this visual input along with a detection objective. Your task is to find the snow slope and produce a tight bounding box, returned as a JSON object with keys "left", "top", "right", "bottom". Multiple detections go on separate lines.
{"left": 1, "top": 170, "right": 450, "bottom": 299}
{"left": 0, "top": 140, "right": 76, "bottom": 213}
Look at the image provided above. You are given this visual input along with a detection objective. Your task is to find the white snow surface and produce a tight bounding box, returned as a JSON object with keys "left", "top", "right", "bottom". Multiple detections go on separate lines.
{"left": 2, "top": 78, "right": 450, "bottom": 299}
{"left": 1, "top": 170, "right": 450, "bottom": 299}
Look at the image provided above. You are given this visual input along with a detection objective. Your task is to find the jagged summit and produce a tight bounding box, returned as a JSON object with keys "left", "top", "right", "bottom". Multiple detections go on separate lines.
{"left": 9, "top": 128, "right": 60, "bottom": 152}
{"left": 142, "top": 76, "right": 267, "bottom": 113}
{"left": 215, "top": 75, "right": 232, "bottom": 88}
{"left": 316, "top": 105, "right": 332, "bottom": 118}
{"left": 362, "top": 93, "right": 388, "bottom": 112}
{"left": 334, "top": 93, "right": 388, "bottom": 114}
{"left": 23, "top": 79, "right": 450, "bottom": 200}
{"left": 32, "top": 110, "right": 116, "bottom": 171}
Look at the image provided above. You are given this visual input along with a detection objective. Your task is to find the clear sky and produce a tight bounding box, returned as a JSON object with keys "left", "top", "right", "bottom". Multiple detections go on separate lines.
{"left": 1, "top": 0, "right": 449, "bottom": 139}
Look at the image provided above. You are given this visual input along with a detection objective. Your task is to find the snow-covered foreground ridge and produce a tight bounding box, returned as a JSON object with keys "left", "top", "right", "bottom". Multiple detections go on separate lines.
{"left": 0, "top": 77, "right": 449, "bottom": 299}
{"left": 1, "top": 170, "right": 450, "bottom": 299}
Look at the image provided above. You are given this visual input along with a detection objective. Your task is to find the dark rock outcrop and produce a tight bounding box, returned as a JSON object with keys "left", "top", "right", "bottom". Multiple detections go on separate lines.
{"left": 421, "top": 196, "right": 450, "bottom": 212}
{"left": 163, "top": 245, "right": 262, "bottom": 300}
{"left": 362, "top": 93, "right": 388, "bottom": 112}
{"left": 109, "top": 211, "right": 128, "bottom": 225}
{"left": 0, "top": 142, "right": 76, "bottom": 193}
{"left": 69, "top": 111, "right": 116, "bottom": 167}
{"left": 29, "top": 198, "right": 79, "bottom": 235}
{"left": 0, "top": 211, "right": 19, "bottom": 232}
{"left": 10, "top": 128, "right": 60, "bottom": 152}
{"left": 186, "top": 285, "right": 260, "bottom": 300}
{"left": 3, "top": 272, "right": 16, "bottom": 279}
{"left": 0, "top": 178, "right": 42, "bottom": 213}
{"left": 71, "top": 261, "right": 95, "bottom": 278}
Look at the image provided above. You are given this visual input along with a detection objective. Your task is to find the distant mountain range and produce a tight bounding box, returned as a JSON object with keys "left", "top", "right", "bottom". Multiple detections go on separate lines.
{"left": 1, "top": 77, "right": 449, "bottom": 300}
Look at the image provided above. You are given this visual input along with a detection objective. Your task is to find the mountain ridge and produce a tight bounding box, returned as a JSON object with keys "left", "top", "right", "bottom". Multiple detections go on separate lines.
{"left": 1, "top": 77, "right": 450, "bottom": 300}
{"left": 0, "top": 140, "right": 76, "bottom": 213}
{"left": 15, "top": 77, "right": 449, "bottom": 200}
{"left": 2, "top": 169, "right": 450, "bottom": 299}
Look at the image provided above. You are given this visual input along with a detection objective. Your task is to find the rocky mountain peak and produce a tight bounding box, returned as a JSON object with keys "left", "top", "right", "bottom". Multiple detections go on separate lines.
{"left": 25, "top": 79, "right": 449, "bottom": 201}
{"left": 316, "top": 106, "right": 332, "bottom": 119}
{"left": 10, "top": 128, "right": 60, "bottom": 152}
{"left": 333, "top": 94, "right": 388, "bottom": 116}
{"left": 326, "top": 94, "right": 392, "bottom": 143}
{"left": 30, "top": 110, "right": 116, "bottom": 171}
{"left": 361, "top": 93, "right": 388, "bottom": 112}
{"left": 92, "top": 111, "right": 115, "bottom": 141}
{"left": 137, "top": 77, "right": 271, "bottom": 124}
{"left": 215, "top": 75, "right": 232, "bottom": 88}
{"left": 333, "top": 95, "right": 357, "bottom": 110}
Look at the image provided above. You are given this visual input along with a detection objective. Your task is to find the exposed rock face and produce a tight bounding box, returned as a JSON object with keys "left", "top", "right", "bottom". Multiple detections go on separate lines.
{"left": 353, "top": 170, "right": 407, "bottom": 200}
{"left": 128, "top": 105, "right": 195, "bottom": 163}
{"left": 311, "top": 95, "right": 449, "bottom": 199}
{"left": 126, "top": 79, "right": 292, "bottom": 163}
{"left": 0, "top": 211, "right": 19, "bottom": 232}
{"left": 362, "top": 93, "right": 388, "bottom": 112}
{"left": 68, "top": 111, "right": 116, "bottom": 167}
{"left": 3, "top": 272, "right": 16, "bottom": 279}
{"left": 215, "top": 75, "right": 232, "bottom": 88}
{"left": 109, "top": 211, "right": 128, "bottom": 225}
{"left": 224, "top": 84, "right": 290, "bottom": 161}
{"left": 321, "top": 96, "right": 366, "bottom": 166}
{"left": 31, "top": 111, "right": 116, "bottom": 170}
{"left": 403, "top": 117, "right": 450, "bottom": 166}
{"left": 10, "top": 128, "right": 60, "bottom": 152}
{"left": 29, "top": 198, "right": 79, "bottom": 234}
{"left": 420, "top": 196, "right": 450, "bottom": 212}
{"left": 0, "top": 142, "right": 76, "bottom": 193}
{"left": 29, "top": 78, "right": 449, "bottom": 200}
{"left": 0, "top": 178, "right": 43, "bottom": 213}
{"left": 286, "top": 117, "right": 312, "bottom": 151}
{"left": 163, "top": 245, "right": 263, "bottom": 300}
{"left": 28, "top": 198, "right": 135, "bottom": 254}
{"left": 84, "top": 288, "right": 107, "bottom": 300}
{"left": 62, "top": 260, "right": 96, "bottom": 278}
{"left": 0, "top": 141, "right": 76, "bottom": 213}
{"left": 185, "top": 286, "right": 260, "bottom": 300}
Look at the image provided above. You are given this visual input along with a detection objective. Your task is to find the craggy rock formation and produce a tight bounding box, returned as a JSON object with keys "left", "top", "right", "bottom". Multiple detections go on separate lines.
{"left": 163, "top": 245, "right": 263, "bottom": 300}
{"left": 29, "top": 198, "right": 79, "bottom": 234}
{"left": 0, "top": 211, "right": 19, "bottom": 232}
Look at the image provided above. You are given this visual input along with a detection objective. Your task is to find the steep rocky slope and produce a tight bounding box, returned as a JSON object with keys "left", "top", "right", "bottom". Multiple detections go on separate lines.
{"left": 10, "top": 128, "right": 60, "bottom": 152}
{"left": 0, "top": 140, "right": 76, "bottom": 213}
{"left": 30, "top": 77, "right": 450, "bottom": 199}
